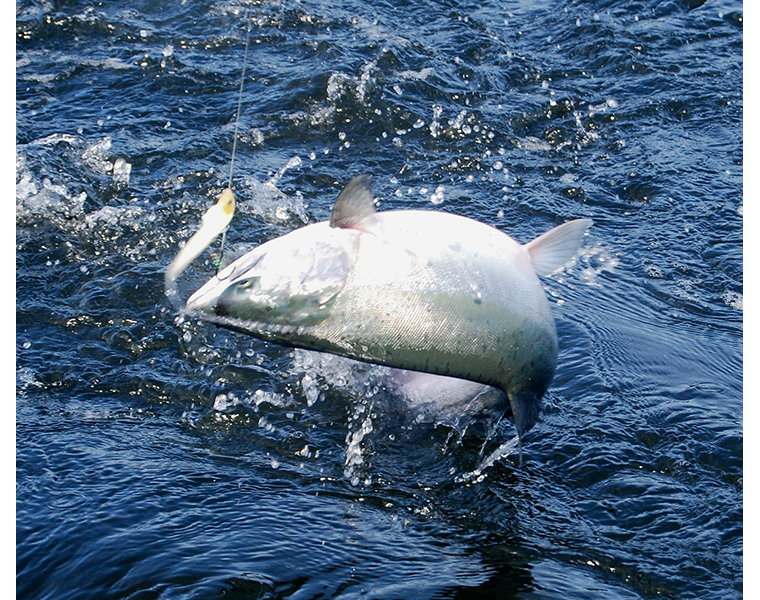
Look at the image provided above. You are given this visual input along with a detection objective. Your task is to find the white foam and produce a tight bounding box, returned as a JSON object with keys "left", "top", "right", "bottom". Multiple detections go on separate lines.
{"left": 722, "top": 292, "right": 743, "bottom": 310}
{"left": 81, "top": 136, "right": 113, "bottom": 174}
{"left": 112, "top": 157, "right": 132, "bottom": 186}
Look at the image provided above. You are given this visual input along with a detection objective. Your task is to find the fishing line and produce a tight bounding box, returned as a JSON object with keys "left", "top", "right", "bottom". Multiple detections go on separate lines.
{"left": 165, "top": 8, "right": 252, "bottom": 306}
{"left": 228, "top": 7, "right": 252, "bottom": 190}
{"left": 218, "top": 6, "right": 252, "bottom": 272}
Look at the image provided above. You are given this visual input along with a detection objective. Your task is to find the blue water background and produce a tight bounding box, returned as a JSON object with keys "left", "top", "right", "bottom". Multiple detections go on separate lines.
{"left": 17, "top": 1, "right": 742, "bottom": 598}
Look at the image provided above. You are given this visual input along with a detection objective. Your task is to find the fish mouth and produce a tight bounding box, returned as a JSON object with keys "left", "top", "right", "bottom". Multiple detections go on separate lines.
{"left": 184, "top": 278, "right": 223, "bottom": 313}
{"left": 184, "top": 251, "right": 266, "bottom": 313}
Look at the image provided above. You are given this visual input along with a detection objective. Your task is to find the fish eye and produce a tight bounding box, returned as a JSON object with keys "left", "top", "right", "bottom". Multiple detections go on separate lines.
{"left": 235, "top": 277, "right": 259, "bottom": 291}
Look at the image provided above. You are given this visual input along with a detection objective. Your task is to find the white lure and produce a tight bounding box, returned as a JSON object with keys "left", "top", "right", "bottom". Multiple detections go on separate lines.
{"left": 165, "top": 188, "right": 235, "bottom": 301}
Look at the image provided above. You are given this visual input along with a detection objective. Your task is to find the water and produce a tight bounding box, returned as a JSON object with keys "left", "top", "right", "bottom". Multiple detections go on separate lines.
{"left": 16, "top": 1, "right": 742, "bottom": 598}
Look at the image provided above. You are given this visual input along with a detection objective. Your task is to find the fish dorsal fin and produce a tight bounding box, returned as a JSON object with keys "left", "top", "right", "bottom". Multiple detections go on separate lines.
{"left": 525, "top": 218, "right": 593, "bottom": 277}
{"left": 329, "top": 174, "right": 377, "bottom": 229}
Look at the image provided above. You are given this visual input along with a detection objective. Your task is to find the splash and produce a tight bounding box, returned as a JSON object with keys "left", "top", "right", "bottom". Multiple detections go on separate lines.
{"left": 16, "top": 174, "right": 87, "bottom": 223}
{"left": 552, "top": 240, "right": 619, "bottom": 286}
{"left": 284, "top": 60, "right": 377, "bottom": 129}
{"left": 112, "top": 157, "right": 132, "bottom": 187}
{"left": 288, "top": 349, "right": 519, "bottom": 485}
{"left": 17, "top": 366, "right": 45, "bottom": 397}
{"left": 722, "top": 291, "right": 743, "bottom": 311}
{"left": 81, "top": 136, "right": 113, "bottom": 174}
{"left": 265, "top": 156, "right": 302, "bottom": 188}
{"left": 326, "top": 63, "right": 374, "bottom": 105}
{"left": 242, "top": 169, "right": 308, "bottom": 225}
{"left": 455, "top": 435, "right": 520, "bottom": 484}
{"left": 344, "top": 399, "right": 376, "bottom": 487}
{"left": 300, "top": 373, "right": 321, "bottom": 407}
{"left": 17, "top": 134, "right": 142, "bottom": 247}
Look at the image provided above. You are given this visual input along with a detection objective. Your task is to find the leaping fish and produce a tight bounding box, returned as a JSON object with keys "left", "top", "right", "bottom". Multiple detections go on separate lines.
{"left": 180, "top": 175, "right": 592, "bottom": 462}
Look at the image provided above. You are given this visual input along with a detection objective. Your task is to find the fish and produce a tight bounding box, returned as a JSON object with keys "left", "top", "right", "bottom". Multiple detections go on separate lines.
{"left": 183, "top": 175, "right": 592, "bottom": 460}
{"left": 165, "top": 188, "right": 236, "bottom": 304}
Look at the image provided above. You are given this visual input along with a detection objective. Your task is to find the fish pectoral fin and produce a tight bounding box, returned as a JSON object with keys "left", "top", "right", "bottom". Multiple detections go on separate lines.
{"left": 329, "top": 174, "right": 378, "bottom": 230}
{"left": 525, "top": 218, "right": 593, "bottom": 277}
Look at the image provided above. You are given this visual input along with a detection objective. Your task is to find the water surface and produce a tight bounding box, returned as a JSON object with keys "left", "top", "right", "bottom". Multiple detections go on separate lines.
{"left": 17, "top": 0, "right": 742, "bottom": 598}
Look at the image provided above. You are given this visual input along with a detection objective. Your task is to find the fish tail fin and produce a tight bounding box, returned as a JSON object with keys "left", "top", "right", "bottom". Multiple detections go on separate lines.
{"left": 525, "top": 218, "right": 593, "bottom": 277}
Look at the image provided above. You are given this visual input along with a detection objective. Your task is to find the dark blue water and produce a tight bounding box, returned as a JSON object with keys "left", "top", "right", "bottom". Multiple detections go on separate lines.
{"left": 16, "top": 1, "right": 743, "bottom": 598}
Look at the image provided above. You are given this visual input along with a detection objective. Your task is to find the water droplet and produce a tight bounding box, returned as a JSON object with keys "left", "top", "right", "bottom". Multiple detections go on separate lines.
{"left": 213, "top": 394, "right": 229, "bottom": 411}
{"left": 430, "top": 185, "right": 445, "bottom": 205}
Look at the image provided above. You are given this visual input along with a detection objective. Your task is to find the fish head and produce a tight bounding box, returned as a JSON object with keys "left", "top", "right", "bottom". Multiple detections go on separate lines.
{"left": 185, "top": 223, "right": 354, "bottom": 327}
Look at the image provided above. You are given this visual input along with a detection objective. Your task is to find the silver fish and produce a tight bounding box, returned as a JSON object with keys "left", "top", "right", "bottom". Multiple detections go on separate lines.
{"left": 184, "top": 175, "right": 592, "bottom": 458}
